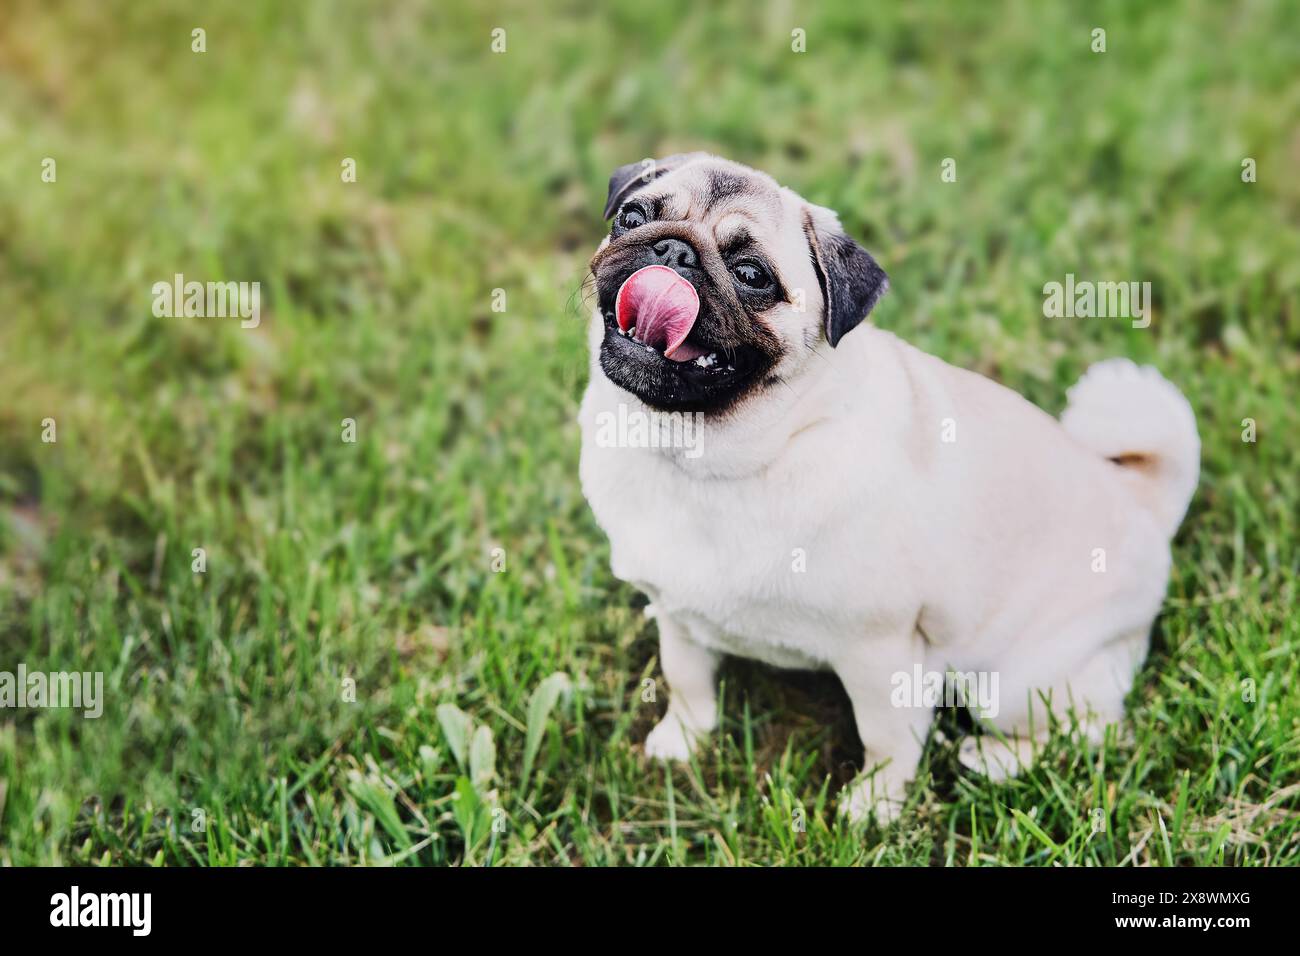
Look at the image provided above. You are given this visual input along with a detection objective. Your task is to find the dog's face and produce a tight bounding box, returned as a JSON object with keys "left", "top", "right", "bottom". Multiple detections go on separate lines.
{"left": 589, "top": 153, "right": 888, "bottom": 414}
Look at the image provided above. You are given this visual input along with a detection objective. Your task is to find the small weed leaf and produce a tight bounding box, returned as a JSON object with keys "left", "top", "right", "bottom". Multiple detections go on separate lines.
{"left": 451, "top": 776, "right": 490, "bottom": 859}
{"left": 469, "top": 724, "right": 497, "bottom": 793}
{"left": 521, "top": 672, "right": 572, "bottom": 788}
{"left": 345, "top": 770, "right": 411, "bottom": 851}
{"left": 437, "top": 704, "right": 472, "bottom": 771}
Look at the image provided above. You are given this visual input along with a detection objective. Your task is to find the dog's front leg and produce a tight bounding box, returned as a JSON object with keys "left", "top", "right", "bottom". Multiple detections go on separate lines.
{"left": 643, "top": 609, "right": 719, "bottom": 762}
{"left": 834, "top": 632, "right": 932, "bottom": 826}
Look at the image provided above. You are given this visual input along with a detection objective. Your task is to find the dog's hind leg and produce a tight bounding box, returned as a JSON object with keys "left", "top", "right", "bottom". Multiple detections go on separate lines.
{"left": 957, "top": 733, "right": 1044, "bottom": 782}
{"left": 957, "top": 626, "right": 1148, "bottom": 780}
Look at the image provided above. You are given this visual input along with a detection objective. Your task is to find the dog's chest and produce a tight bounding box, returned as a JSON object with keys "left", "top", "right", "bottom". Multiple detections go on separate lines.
{"left": 582, "top": 445, "right": 862, "bottom": 668}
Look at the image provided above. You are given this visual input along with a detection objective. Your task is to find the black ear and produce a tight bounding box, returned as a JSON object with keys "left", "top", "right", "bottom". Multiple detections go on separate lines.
{"left": 603, "top": 152, "right": 708, "bottom": 220}
{"left": 803, "top": 208, "right": 889, "bottom": 347}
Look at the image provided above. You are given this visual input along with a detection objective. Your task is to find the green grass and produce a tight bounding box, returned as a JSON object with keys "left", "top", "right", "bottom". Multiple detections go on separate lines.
{"left": 1, "top": 0, "right": 1297, "bottom": 866}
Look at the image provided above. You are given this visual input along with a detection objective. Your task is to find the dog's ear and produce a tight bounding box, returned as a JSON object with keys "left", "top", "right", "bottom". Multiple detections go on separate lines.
{"left": 803, "top": 205, "right": 889, "bottom": 347}
{"left": 603, "top": 152, "right": 708, "bottom": 220}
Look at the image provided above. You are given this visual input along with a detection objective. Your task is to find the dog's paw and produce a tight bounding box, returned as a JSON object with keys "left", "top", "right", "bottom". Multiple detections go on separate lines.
{"left": 838, "top": 778, "right": 904, "bottom": 827}
{"left": 957, "top": 736, "right": 1034, "bottom": 782}
{"left": 643, "top": 716, "right": 700, "bottom": 762}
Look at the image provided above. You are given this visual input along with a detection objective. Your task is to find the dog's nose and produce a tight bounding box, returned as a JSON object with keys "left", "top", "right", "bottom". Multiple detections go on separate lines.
{"left": 650, "top": 238, "right": 700, "bottom": 271}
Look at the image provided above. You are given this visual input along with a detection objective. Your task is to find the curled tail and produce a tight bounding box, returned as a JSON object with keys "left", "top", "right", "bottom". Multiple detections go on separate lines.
{"left": 1060, "top": 358, "right": 1200, "bottom": 539}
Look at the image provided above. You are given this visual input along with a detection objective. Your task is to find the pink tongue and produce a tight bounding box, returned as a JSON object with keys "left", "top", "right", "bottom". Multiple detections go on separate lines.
{"left": 615, "top": 265, "right": 706, "bottom": 362}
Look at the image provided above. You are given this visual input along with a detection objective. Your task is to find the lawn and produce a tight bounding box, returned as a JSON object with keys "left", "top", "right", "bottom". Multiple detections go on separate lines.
{"left": 0, "top": 0, "right": 1297, "bottom": 865}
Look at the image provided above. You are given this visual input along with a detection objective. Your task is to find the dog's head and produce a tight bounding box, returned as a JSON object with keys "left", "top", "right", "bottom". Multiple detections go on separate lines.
{"left": 589, "top": 153, "right": 888, "bottom": 414}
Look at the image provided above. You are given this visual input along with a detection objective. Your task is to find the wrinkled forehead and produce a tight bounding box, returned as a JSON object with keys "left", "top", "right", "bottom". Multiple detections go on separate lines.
{"left": 643, "top": 161, "right": 798, "bottom": 249}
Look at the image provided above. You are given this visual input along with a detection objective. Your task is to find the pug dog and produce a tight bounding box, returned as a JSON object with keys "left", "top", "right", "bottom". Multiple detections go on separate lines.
{"left": 578, "top": 153, "right": 1199, "bottom": 823}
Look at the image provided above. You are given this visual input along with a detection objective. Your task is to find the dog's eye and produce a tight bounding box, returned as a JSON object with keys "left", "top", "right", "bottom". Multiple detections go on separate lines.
{"left": 733, "top": 261, "right": 773, "bottom": 290}
{"left": 616, "top": 205, "right": 647, "bottom": 230}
